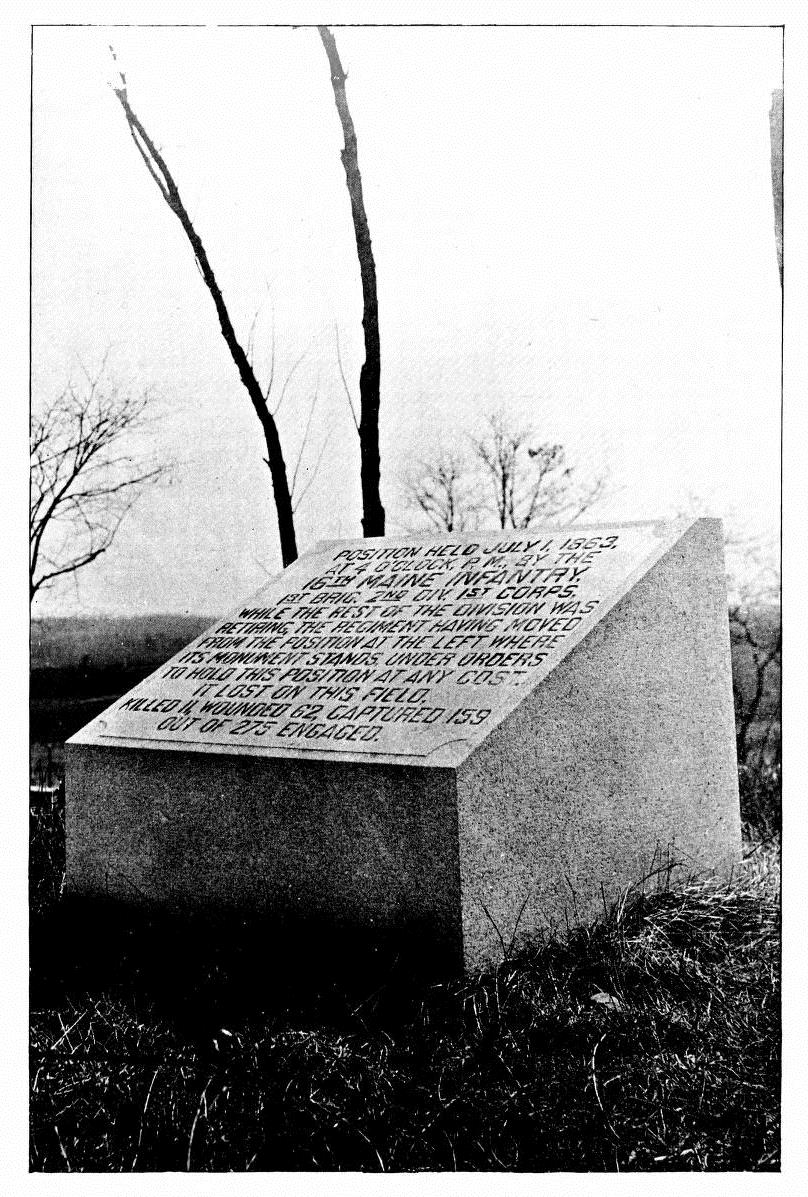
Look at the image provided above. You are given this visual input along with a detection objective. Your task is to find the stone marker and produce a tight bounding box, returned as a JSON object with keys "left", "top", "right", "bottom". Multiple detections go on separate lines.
{"left": 66, "top": 518, "right": 741, "bottom": 972}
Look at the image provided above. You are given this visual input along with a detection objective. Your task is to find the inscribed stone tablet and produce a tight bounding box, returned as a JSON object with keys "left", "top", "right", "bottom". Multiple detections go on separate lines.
{"left": 72, "top": 520, "right": 692, "bottom": 766}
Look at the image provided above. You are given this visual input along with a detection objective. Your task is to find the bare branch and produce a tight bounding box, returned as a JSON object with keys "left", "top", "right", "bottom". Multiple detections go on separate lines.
{"left": 246, "top": 284, "right": 276, "bottom": 388}
{"left": 266, "top": 320, "right": 276, "bottom": 402}
{"left": 334, "top": 322, "right": 359, "bottom": 433}
{"left": 401, "top": 450, "right": 479, "bottom": 534}
{"left": 30, "top": 365, "right": 167, "bottom": 602}
{"left": 469, "top": 412, "right": 606, "bottom": 531}
{"left": 261, "top": 309, "right": 278, "bottom": 403}
{"left": 290, "top": 384, "right": 320, "bottom": 500}
{"left": 271, "top": 347, "right": 308, "bottom": 419}
{"left": 292, "top": 429, "right": 333, "bottom": 514}
{"left": 402, "top": 411, "right": 606, "bottom": 535}
{"left": 730, "top": 603, "right": 781, "bottom": 766}
{"left": 246, "top": 311, "right": 259, "bottom": 369}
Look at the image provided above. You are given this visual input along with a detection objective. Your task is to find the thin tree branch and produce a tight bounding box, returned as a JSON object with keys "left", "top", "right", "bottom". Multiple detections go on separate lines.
{"left": 334, "top": 322, "right": 359, "bottom": 433}
{"left": 271, "top": 348, "right": 308, "bottom": 419}
{"left": 290, "top": 384, "right": 320, "bottom": 500}
{"left": 293, "top": 430, "right": 333, "bottom": 514}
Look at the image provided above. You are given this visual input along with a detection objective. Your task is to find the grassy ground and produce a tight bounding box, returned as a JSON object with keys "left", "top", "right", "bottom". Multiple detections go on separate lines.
{"left": 29, "top": 789, "right": 780, "bottom": 1172}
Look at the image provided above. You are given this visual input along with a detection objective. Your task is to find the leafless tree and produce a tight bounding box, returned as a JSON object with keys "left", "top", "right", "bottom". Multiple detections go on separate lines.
{"left": 30, "top": 361, "right": 164, "bottom": 602}
{"left": 472, "top": 413, "right": 606, "bottom": 530}
{"left": 110, "top": 53, "right": 299, "bottom": 567}
{"left": 404, "top": 450, "right": 480, "bottom": 534}
{"left": 319, "top": 27, "right": 385, "bottom": 538}
{"left": 401, "top": 412, "right": 606, "bottom": 534}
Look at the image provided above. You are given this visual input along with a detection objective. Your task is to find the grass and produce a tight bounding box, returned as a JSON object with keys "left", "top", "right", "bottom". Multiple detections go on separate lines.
{"left": 739, "top": 754, "right": 781, "bottom": 848}
{"left": 29, "top": 791, "right": 780, "bottom": 1172}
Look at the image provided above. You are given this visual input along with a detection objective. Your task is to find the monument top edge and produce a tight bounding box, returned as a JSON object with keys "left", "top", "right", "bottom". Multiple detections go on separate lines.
{"left": 311, "top": 515, "right": 713, "bottom": 555}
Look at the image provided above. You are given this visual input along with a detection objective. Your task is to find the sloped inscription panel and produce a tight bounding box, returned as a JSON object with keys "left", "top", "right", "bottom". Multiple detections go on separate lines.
{"left": 70, "top": 521, "right": 687, "bottom": 763}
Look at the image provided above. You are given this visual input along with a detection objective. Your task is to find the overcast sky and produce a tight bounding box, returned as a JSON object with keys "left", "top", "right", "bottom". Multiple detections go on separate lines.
{"left": 31, "top": 23, "right": 782, "bottom": 617}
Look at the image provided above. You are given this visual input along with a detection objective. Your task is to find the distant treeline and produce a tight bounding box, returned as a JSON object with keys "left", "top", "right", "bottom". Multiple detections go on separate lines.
{"left": 30, "top": 616, "right": 212, "bottom": 751}
{"left": 31, "top": 614, "right": 211, "bottom": 673}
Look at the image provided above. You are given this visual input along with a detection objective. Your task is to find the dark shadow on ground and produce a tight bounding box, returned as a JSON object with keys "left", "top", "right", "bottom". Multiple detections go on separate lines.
{"left": 30, "top": 896, "right": 457, "bottom": 1035}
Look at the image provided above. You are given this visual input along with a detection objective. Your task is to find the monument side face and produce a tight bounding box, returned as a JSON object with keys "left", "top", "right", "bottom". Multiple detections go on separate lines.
{"left": 455, "top": 518, "right": 740, "bottom": 970}
{"left": 65, "top": 744, "right": 463, "bottom": 966}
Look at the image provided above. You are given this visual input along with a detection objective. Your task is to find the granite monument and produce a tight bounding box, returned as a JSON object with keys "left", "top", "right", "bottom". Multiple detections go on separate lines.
{"left": 66, "top": 517, "right": 741, "bottom": 971}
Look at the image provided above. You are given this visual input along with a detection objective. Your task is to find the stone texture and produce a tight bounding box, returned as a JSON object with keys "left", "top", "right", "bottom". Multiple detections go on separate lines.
{"left": 454, "top": 518, "right": 741, "bottom": 966}
{"left": 66, "top": 517, "right": 740, "bottom": 972}
{"left": 67, "top": 746, "right": 463, "bottom": 968}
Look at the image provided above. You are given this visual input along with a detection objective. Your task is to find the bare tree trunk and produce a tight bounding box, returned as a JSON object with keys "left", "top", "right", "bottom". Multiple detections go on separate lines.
{"left": 112, "top": 74, "right": 298, "bottom": 567}
{"left": 318, "top": 26, "right": 385, "bottom": 538}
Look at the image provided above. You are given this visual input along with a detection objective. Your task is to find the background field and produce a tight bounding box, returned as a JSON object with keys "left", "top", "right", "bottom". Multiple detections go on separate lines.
{"left": 30, "top": 614, "right": 209, "bottom": 779}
